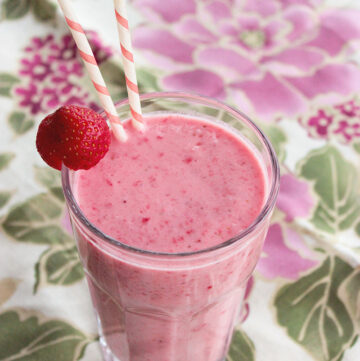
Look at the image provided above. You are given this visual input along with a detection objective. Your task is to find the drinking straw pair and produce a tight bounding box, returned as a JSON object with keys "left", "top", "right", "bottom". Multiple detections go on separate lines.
{"left": 57, "top": 0, "right": 144, "bottom": 141}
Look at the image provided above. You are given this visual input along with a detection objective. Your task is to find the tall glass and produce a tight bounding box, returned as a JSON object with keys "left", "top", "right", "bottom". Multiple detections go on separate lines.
{"left": 62, "top": 92, "right": 279, "bottom": 361}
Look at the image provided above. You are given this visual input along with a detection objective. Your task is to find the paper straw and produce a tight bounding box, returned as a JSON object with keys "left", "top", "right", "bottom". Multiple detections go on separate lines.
{"left": 57, "top": 0, "right": 128, "bottom": 142}
{"left": 114, "top": 0, "right": 145, "bottom": 131}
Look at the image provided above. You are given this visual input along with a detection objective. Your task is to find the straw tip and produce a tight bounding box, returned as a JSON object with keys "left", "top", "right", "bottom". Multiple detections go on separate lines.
{"left": 112, "top": 124, "right": 128, "bottom": 142}
{"left": 133, "top": 121, "right": 146, "bottom": 132}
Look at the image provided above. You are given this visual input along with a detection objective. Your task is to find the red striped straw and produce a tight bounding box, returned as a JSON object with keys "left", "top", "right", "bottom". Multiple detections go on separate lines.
{"left": 57, "top": 0, "right": 128, "bottom": 142}
{"left": 114, "top": 0, "right": 145, "bottom": 131}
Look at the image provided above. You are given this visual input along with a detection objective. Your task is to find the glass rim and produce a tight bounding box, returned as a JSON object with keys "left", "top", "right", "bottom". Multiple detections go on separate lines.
{"left": 61, "top": 91, "right": 280, "bottom": 258}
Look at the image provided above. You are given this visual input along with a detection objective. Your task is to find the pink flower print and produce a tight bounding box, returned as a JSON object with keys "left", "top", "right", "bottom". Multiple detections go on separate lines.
{"left": 49, "top": 34, "right": 78, "bottom": 62}
{"left": 335, "top": 99, "right": 360, "bottom": 117}
{"left": 277, "top": 174, "right": 314, "bottom": 222}
{"left": 306, "top": 109, "right": 334, "bottom": 138}
{"left": 42, "top": 84, "right": 89, "bottom": 110}
{"left": 86, "top": 30, "right": 113, "bottom": 64}
{"left": 299, "top": 96, "right": 360, "bottom": 144}
{"left": 51, "top": 63, "right": 83, "bottom": 83}
{"left": 219, "top": 13, "right": 286, "bottom": 55}
{"left": 24, "top": 35, "right": 54, "bottom": 53}
{"left": 48, "top": 32, "right": 112, "bottom": 64}
{"left": 334, "top": 119, "right": 360, "bottom": 143}
{"left": 133, "top": 0, "right": 360, "bottom": 121}
{"left": 19, "top": 54, "right": 52, "bottom": 82}
{"left": 15, "top": 83, "right": 44, "bottom": 114}
{"left": 163, "top": 69, "right": 226, "bottom": 98}
{"left": 256, "top": 172, "right": 317, "bottom": 281}
{"left": 88, "top": 101, "right": 102, "bottom": 113}
{"left": 15, "top": 31, "right": 114, "bottom": 115}
{"left": 257, "top": 223, "right": 318, "bottom": 280}
{"left": 134, "top": 0, "right": 196, "bottom": 23}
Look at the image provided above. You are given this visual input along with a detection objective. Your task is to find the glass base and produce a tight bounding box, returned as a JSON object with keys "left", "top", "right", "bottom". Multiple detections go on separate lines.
{"left": 93, "top": 274, "right": 237, "bottom": 361}
{"left": 100, "top": 334, "right": 226, "bottom": 361}
{"left": 100, "top": 335, "right": 226, "bottom": 361}
{"left": 99, "top": 335, "right": 121, "bottom": 361}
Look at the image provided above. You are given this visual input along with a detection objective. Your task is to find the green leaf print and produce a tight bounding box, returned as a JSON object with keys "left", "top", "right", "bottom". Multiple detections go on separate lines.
{"left": 0, "top": 191, "right": 14, "bottom": 209}
{"left": 1, "top": 0, "right": 31, "bottom": 20}
{"left": 100, "top": 62, "right": 161, "bottom": 105}
{"left": 0, "top": 153, "right": 15, "bottom": 172}
{"left": 0, "top": 278, "right": 19, "bottom": 307}
{"left": 31, "top": 0, "right": 56, "bottom": 21}
{"left": 34, "top": 166, "right": 64, "bottom": 201}
{"left": 100, "top": 60, "right": 128, "bottom": 102}
{"left": 0, "top": 309, "right": 94, "bottom": 361}
{"left": 34, "top": 244, "right": 83, "bottom": 292}
{"left": 262, "top": 124, "right": 287, "bottom": 161}
{"left": 138, "top": 68, "right": 161, "bottom": 92}
{"left": 2, "top": 192, "right": 71, "bottom": 245}
{"left": 34, "top": 165, "right": 61, "bottom": 189}
{"left": 356, "top": 222, "right": 360, "bottom": 237}
{"left": 8, "top": 111, "right": 35, "bottom": 135}
{"left": 339, "top": 268, "right": 360, "bottom": 328}
{"left": 0, "top": 73, "right": 20, "bottom": 97}
{"left": 1, "top": 189, "right": 82, "bottom": 292}
{"left": 226, "top": 329, "right": 255, "bottom": 361}
{"left": 275, "top": 255, "right": 356, "bottom": 361}
{"left": 353, "top": 142, "right": 360, "bottom": 154}
{"left": 299, "top": 146, "right": 360, "bottom": 234}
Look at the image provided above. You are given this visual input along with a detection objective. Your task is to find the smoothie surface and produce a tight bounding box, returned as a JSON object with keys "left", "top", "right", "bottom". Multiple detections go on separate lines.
{"left": 76, "top": 114, "right": 266, "bottom": 253}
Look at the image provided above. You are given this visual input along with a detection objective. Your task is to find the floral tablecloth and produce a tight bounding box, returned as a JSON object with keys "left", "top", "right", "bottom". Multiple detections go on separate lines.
{"left": 1, "top": 0, "right": 360, "bottom": 360}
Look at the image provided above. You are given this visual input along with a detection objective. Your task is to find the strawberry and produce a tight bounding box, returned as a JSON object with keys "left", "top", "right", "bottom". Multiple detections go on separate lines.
{"left": 36, "top": 105, "right": 111, "bottom": 171}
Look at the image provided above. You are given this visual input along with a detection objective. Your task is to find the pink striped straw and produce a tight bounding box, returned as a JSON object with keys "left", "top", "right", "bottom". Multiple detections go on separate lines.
{"left": 57, "top": 0, "right": 128, "bottom": 142}
{"left": 114, "top": 0, "right": 145, "bottom": 131}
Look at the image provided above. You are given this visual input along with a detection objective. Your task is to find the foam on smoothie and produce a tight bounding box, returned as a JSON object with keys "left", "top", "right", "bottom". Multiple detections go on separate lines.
{"left": 76, "top": 114, "right": 266, "bottom": 253}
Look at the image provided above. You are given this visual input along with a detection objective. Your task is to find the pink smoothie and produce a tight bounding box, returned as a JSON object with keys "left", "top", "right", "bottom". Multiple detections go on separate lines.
{"left": 77, "top": 115, "right": 265, "bottom": 252}
{"left": 72, "top": 114, "right": 268, "bottom": 361}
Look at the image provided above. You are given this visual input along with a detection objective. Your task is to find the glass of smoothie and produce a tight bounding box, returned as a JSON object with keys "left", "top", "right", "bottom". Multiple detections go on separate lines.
{"left": 62, "top": 92, "right": 279, "bottom": 361}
